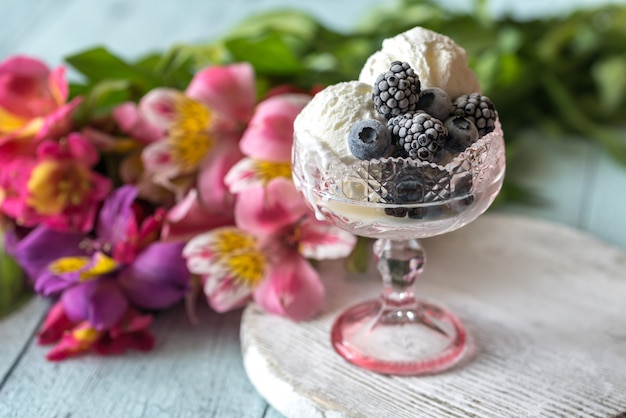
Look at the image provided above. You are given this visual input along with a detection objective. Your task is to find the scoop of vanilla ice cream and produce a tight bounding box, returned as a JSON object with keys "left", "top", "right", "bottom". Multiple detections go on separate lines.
{"left": 293, "top": 80, "right": 386, "bottom": 164}
{"left": 358, "top": 27, "right": 481, "bottom": 100}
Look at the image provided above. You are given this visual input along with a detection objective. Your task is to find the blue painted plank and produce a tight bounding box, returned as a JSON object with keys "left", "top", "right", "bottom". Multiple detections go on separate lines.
{"left": 0, "top": 303, "right": 271, "bottom": 418}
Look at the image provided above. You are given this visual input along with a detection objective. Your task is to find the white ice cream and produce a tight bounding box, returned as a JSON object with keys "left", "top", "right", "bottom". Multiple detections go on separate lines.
{"left": 293, "top": 80, "right": 386, "bottom": 165}
{"left": 358, "top": 27, "right": 481, "bottom": 100}
{"left": 292, "top": 26, "right": 496, "bottom": 227}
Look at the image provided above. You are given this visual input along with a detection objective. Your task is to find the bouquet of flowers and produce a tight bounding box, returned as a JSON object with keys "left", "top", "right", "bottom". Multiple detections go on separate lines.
{"left": 3, "top": 0, "right": 625, "bottom": 361}
{"left": 0, "top": 56, "right": 357, "bottom": 360}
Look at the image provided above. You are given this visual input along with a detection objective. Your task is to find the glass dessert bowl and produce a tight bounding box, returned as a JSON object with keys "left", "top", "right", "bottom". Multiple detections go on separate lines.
{"left": 292, "top": 121, "right": 505, "bottom": 375}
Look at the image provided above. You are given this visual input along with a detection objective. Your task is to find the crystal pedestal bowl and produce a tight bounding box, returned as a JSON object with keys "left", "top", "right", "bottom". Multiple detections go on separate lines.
{"left": 292, "top": 121, "right": 505, "bottom": 375}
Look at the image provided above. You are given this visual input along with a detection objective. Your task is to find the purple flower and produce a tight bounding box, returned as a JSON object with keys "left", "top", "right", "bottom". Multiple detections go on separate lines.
{"left": 7, "top": 185, "right": 190, "bottom": 329}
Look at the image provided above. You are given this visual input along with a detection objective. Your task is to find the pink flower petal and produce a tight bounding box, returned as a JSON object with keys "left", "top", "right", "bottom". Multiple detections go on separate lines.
{"left": 224, "top": 158, "right": 259, "bottom": 194}
{"left": 37, "top": 302, "right": 76, "bottom": 345}
{"left": 141, "top": 138, "right": 181, "bottom": 185}
{"left": 239, "top": 93, "right": 310, "bottom": 162}
{"left": 253, "top": 254, "right": 324, "bottom": 321}
{"left": 0, "top": 55, "right": 53, "bottom": 118}
{"left": 161, "top": 188, "right": 234, "bottom": 242}
{"left": 196, "top": 138, "right": 242, "bottom": 215}
{"left": 113, "top": 102, "right": 163, "bottom": 143}
{"left": 138, "top": 88, "right": 183, "bottom": 131}
{"left": 48, "top": 66, "right": 68, "bottom": 105}
{"left": 235, "top": 177, "right": 309, "bottom": 236}
{"left": 183, "top": 228, "right": 228, "bottom": 275}
{"left": 35, "top": 96, "right": 81, "bottom": 141}
{"left": 298, "top": 216, "right": 357, "bottom": 260}
{"left": 185, "top": 63, "right": 256, "bottom": 124}
{"left": 202, "top": 272, "right": 254, "bottom": 313}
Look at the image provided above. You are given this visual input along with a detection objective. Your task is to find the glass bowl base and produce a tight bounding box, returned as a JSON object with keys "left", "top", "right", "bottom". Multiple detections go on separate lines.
{"left": 330, "top": 299, "right": 468, "bottom": 375}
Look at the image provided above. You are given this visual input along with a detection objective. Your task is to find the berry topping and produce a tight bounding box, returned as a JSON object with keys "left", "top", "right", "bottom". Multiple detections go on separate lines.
{"left": 416, "top": 87, "right": 452, "bottom": 121}
{"left": 372, "top": 61, "right": 420, "bottom": 119}
{"left": 444, "top": 116, "right": 479, "bottom": 153}
{"left": 387, "top": 111, "right": 447, "bottom": 163}
{"left": 347, "top": 119, "right": 392, "bottom": 160}
{"left": 451, "top": 93, "right": 497, "bottom": 137}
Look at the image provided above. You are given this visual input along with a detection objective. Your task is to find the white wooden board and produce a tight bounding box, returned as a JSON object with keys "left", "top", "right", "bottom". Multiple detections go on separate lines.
{"left": 241, "top": 214, "right": 626, "bottom": 418}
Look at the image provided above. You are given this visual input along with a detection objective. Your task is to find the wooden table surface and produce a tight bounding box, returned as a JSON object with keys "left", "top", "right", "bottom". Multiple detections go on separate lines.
{"left": 1, "top": 1, "right": 625, "bottom": 417}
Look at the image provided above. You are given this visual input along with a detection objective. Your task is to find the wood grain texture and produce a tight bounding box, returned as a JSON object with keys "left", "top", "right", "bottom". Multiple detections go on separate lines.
{"left": 0, "top": 303, "right": 269, "bottom": 418}
{"left": 242, "top": 214, "right": 626, "bottom": 418}
{"left": 585, "top": 146, "right": 626, "bottom": 250}
{"left": 0, "top": 299, "right": 48, "bottom": 384}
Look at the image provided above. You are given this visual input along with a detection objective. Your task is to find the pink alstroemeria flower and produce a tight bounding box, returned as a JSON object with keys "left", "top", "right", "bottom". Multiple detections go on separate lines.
{"left": 139, "top": 63, "right": 255, "bottom": 194}
{"left": 183, "top": 178, "right": 356, "bottom": 321}
{"left": 113, "top": 102, "right": 164, "bottom": 144}
{"left": 0, "top": 56, "right": 81, "bottom": 163}
{"left": 225, "top": 93, "right": 310, "bottom": 193}
{"left": 0, "top": 132, "right": 111, "bottom": 232}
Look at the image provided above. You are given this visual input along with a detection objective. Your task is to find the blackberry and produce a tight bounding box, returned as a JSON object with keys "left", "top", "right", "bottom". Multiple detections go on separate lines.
{"left": 372, "top": 61, "right": 420, "bottom": 119}
{"left": 451, "top": 93, "right": 497, "bottom": 137}
{"left": 384, "top": 207, "right": 429, "bottom": 219}
{"left": 383, "top": 168, "right": 428, "bottom": 219}
{"left": 387, "top": 111, "right": 447, "bottom": 163}
{"left": 416, "top": 87, "right": 452, "bottom": 121}
{"left": 347, "top": 119, "right": 391, "bottom": 160}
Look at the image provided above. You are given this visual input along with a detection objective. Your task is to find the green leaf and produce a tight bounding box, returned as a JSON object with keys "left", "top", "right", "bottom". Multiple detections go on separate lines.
{"left": 225, "top": 10, "right": 321, "bottom": 44}
{"left": 592, "top": 56, "right": 626, "bottom": 114}
{"left": 0, "top": 238, "right": 31, "bottom": 319}
{"left": 345, "top": 237, "right": 371, "bottom": 274}
{"left": 73, "top": 79, "right": 133, "bottom": 124}
{"left": 224, "top": 33, "right": 303, "bottom": 75}
{"left": 66, "top": 47, "right": 160, "bottom": 91}
{"left": 66, "top": 47, "right": 136, "bottom": 82}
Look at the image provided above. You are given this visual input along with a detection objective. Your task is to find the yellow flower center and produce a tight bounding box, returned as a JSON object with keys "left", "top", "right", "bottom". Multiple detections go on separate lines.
{"left": 48, "top": 253, "right": 118, "bottom": 281}
{"left": 27, "top": 160, "right": 92, "bottom": 215}
{"left": 211, "top": 229, "right": 266, "bottom": 288}
{"left": 225, "top": 252, "right": 266, "bottom": 287}
{"left": 73, "top": 327, "right": 101, "bottom": 343}
{"left": 253, "top": 160, "right": 292, "bottom": 184}
{"left": 169, "top": 96, "right": 214, "bottom": 171}
{"left": 215, "top": 229, "right": 257, "bottom": 254}
{"left": 0, "top": 107, "right": 27, "bottom": 134}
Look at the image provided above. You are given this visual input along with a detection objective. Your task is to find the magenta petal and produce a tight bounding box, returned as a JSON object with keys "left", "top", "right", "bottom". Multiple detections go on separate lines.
{"left": 239, "top": 94, "right": 310, "bottom": 162}
{"left": 35, "top": 97, "right": 81, "bottom": 141}
{"left": 119, "top": 241, "right": 189, "bottom": 310}
{"left": 185, "top": 63, "right": 256, "bottom": 123}
{"left": 0, "top": 55, "right": 52, "bottom": 118}
{"left": 253, "top": 255, "right": 324, "bottom": 321}
{"left": 61, "top": 280, "right": 128, "bottom": 330}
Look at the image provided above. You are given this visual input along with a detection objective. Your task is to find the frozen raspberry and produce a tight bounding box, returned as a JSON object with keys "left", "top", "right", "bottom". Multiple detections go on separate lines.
{"left": 416, "top": 87, "right": 452, "bottom": 121}
{"left": 347, "top": 119, "right": 392, "bottom": 160}
{"left": 451, "top": 93, "right": 497, "bottom": 137}
{"left": 387, "top": 111, "right": 447, "bottom": 163}
{"left": 372, "top": 61, "right": 420, "bottom": 119}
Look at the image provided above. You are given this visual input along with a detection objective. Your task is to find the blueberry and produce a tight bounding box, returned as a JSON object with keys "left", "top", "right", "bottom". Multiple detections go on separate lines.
{"left": 416, "top": 87, "right": 452, "bottom": 121}
{"left": 348, "top": 119, "right": 392, "bottom": 160}
{"left": 444, "top": 116, "right": 478, "bottom": 153}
